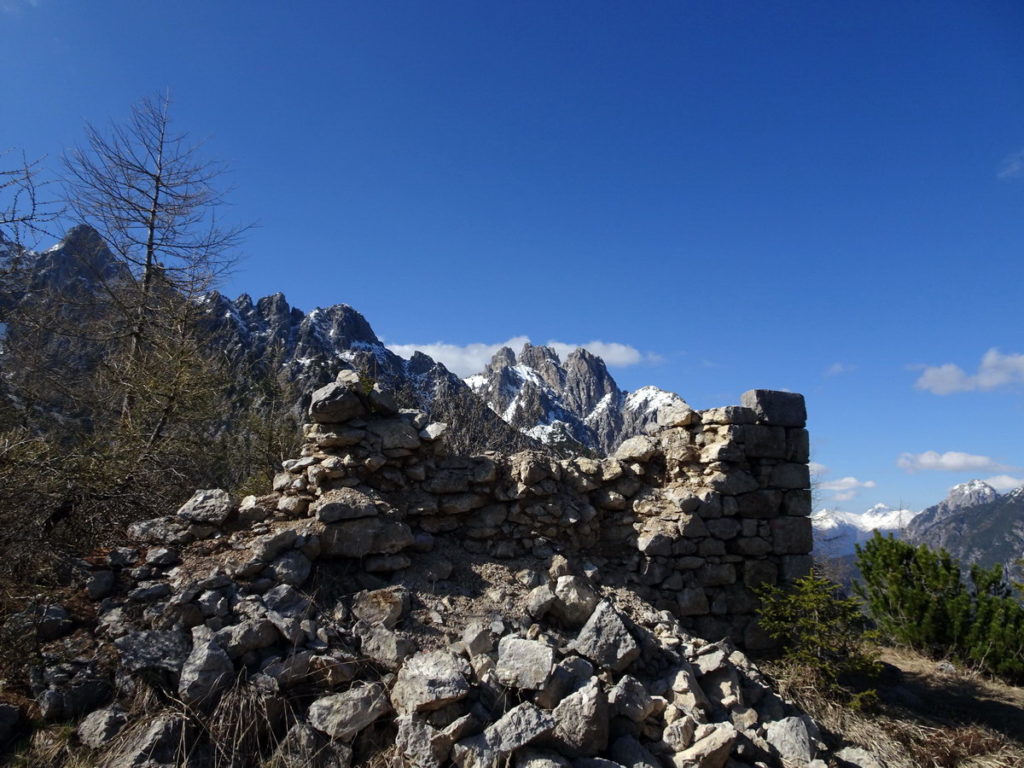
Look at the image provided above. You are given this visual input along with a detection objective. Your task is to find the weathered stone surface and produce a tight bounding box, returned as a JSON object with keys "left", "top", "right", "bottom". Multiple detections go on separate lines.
{"left": 571, "top": 602, "right": 639, "bottom": 673}
{"left": 549, "top": 677, "right": 608, "bottom": 756}
{"left": 613, "top": 435, "right": 657, "bottom": 462}
{"left": 307, "top": 682, "right": 391, "bottom": 741}
{"left": 396, "top": 715, "right": 453, "bottom": 768}
{"left": 352, "top": 586, "right": 410, "bottom": 628}
{"left": 314, "top": 487, "right": 381, "bottom": 523}
{"left": 740, "top": 389, "right": 806, "bottom": 427}
{"left": 552, "top": 575, "right": 600, "bottom": 626}
{"left": 608, "top": 675, "right": 655, "bottom": 722}
{"left": 368, "top": 418, "right": 422, "bottom": 450}
{"left": 320, "top": 518, "right": 414, "bottom": 558}
{"left": 176, "top": 488, "right": 235, "bottom": 525}
{"left": 609, "top": 735, "right": 659, "bottom": 768}
{"left": 36, "top": 604, "right": 74, "bottom": 641}
{"left": 114, "top": 630, "right": 190, "bottom": 674}
{"left": 269, "top": 722, "right": 353, "bottom": 768}
{"left": 267, "top": 550, "right": 312, "bottom": 587}
{"left": 515, "top": 748, "right": 572, "bottom": 768}
{"left": 178, "top": 632, "right": 234, "bottom": 706}
{"left": 671, "top": 722, "right": 736, "bottom": 768}
{"left": 391, "top": 650, "right": 471, "bottom": 714}
{"left": 215, "top": 620, "right": 278, "bottom": 658}
{"left": 309, "top": 382, "right": 366, "bottom": 424}
{"left": 771, "top": 516, "right": 813, "bottom": 555}
{"left": 765, "top": 716, "right": 815, "bottom": 765}
{"left": 662, "top": 716, "right": 697, "bottom": 752}
{"left": 106, "top": 715, "right": 190, "bottom": 768}
{"left": 495, "top": 636, "right": 555, "bottom": 690}
{"left": 483, "top": 702, "right": 556, "bottom": 752}
{"left": 358, "top": 623, "right": 417, "bottom": 668}
{"left": 77, "top": 705, "right": 127, "bottom": 748}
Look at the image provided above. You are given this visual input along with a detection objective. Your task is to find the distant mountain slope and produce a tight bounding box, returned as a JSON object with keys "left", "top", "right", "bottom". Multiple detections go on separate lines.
{"left": 811, "top": 504, "right": 918, "bottom": 558}
{"left": 465, "top": 343, "right": 687, "bottom": 455}
{"left": 0, "top": 225, "right": 539, "bottom": 456}
{"left": 907, "top": 481, "right": 1024, "bottom": 579}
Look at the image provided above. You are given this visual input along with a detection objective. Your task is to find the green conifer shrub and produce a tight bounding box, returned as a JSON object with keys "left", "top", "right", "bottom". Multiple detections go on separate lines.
{"left": 855, "top": 532, "right": 1024, "bottom": 681}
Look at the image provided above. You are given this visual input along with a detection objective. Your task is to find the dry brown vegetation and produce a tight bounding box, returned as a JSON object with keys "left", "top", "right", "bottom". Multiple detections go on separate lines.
{"left": 765, "top": 645, "right": 1024, "bottom": 768}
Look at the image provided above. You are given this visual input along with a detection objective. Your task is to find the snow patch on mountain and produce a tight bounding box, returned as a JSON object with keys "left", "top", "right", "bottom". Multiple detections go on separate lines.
{"left": 812, "top": 504, "right": 918, "bottom": 557}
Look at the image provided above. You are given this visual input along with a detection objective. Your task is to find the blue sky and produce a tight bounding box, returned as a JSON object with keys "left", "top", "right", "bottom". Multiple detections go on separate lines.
{"left": 3, "top": 0, "right": 1023, "bottom": 512}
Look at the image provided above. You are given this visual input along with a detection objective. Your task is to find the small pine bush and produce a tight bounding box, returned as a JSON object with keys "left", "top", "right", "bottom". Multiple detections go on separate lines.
{"left": 856, "top": 532, "right": 1024, "bottom": 681}
{"left": 756, "top": 570, "right": 879, "bottom": 702}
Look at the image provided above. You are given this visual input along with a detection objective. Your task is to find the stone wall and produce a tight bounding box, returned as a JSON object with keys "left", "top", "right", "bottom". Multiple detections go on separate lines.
{"left": 141, "top": 371, "right": 812, "bottom": 648}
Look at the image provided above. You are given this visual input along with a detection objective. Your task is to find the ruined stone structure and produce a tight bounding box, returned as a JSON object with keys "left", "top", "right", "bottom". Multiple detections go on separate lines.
{"left": 271, "top": 373, "right": 811, "bottom": 647}
{"left": 13, "top": 372, "right": 834, "bottom": 768}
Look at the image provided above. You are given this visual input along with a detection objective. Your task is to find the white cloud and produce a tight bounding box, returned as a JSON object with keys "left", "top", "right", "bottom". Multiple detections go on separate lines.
{"left": 818, "top": 476, "right": 877, "bottom": 502}
{"left": 914, "top": 348, "right": 1024, "bottom": 395}
{"left": 386, "top": 336, "right": 530, "bottom": 377}
{"left": 983, "top": 474, "right": 1024, "bottom": 493}
{"left": 897, "top": 450, "right": 1010, "bottom": 473}
{"left": 546, "top": 340, "right": 662, "bottom": 367}
{"left": 386, "top": 336, "right": 658, "bottom": 377}
{"left": 998, "top": 149, "right": 1024, "bottom": 180}
{"left": 808, "top": 461, "right": 829, "bottom": 477}
{"left": 824, "top": 362, "right": 855, "bottom": 377}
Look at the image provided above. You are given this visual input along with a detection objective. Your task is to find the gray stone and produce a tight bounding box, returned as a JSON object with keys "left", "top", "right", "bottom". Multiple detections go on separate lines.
{"left": 764, "top": 716, "right": 815, "bottom": 765}
{"left": 669, "top": 665, "right": 710, "bottom": 714}
{"left": 671, "top": 722, "right": 736, "bottom": 768}
{"left": 515, "top": 748, "right": 572, "bottom": 768}
{"left": 549, "top": 677, "right": 608, "bottom": 757}
{"left": 106, "top": 715, "right": 189, "bottom": 768}
{"left": 314, "top": 487, "right": 380, "bottom": 523}
{"left": 176, "top": 488, "right": 235, "bottom": 525}
{"left": 771, "top": 517, "right": 813, "bottom": 555}
{"left": 608, "top": 735, "right": 659, "bottom": 768}
{"left": 267, "top": 550, "right": 312, "bottom": 587}
{"left": 495, "top": 636, "right": 554, "bottom": 690}
{"left": 571, "top": 602, "right": 639, "bottom": 673}
{"left": 368, "top": 418, "right": 422, "bottom": 450}
{"left": 269, "top": 722, "right": 353, "bottom": 768}
{"left": 770, "top": 462, "right": 810, "bottom": 490}
{"left": 740, "top": 389, "right": 806, "bottom": 427}
{"left": 320, "top": 518, "right": 414, "bottom": 558}
{"left": 552, "top": 575, "right": 600, "bottom": 626}
{"left": 214, "top": 620, "right": 278, "bottom": 659}
{"left": 127, "top": 516, "right": 191, "bottom": 544}
{"left": 662, "top": 716, "right": 697, "bottom": 751}
{"left": 250, "top": 529, "right": 298, "bottom": 562}
{"left": 391, "top": 650, "right": 471, "bottom": 714}
{"left": 307, "top": 682, "right": 391, "bottom": 742}
{"left": 36, "top": 604, "right": 74, "bottom": 641}
{"left": 309, "top": 381, "right": 366, "bottom": 424}
{"left": 396, "top": 715, "right": 453, "bottom": 768}
{"left": 656, "top": 404, "right": 696, "bottom": 428}
{"left": 263, "top": 584, "right": 312, "bottom": 643}
{"left": 86, "top": 571, "right": 115, "bottom": 600}
{"left": 613, "top": 435, "right": 657, "bottom": 462}
{"left": 77, "top": 705, "right": 127, "bottom": 748}
{"left": 352, "top": 586, "right": 410, "bottom": 628}
{"left": 145, "top": 547, "right": 180, "bottom": 567}
{"left": 420, "top": 422, "right": 449, "bottom": 441}
{"left": 607, "top": 675, "right": 655, "bottom": 722}
{"left": 358, "top": 623, "right": 417, "bottom": 668}
{"left": 527, "top": 584, "right": 558, "bottom": 619}
{"left": 485, "top": 702, "right": 556, "bottom": 752}
{"left": 114, "top": 630, "right": 190, "bottom": 674}
{"left": 836, "top": 746, "right": 885, "bottom": 768}
{"left": 178, "top": 632, "right": 235, "bottom": 706}
{"left": 676, "top": 588, "right": 710, "bottom": 617}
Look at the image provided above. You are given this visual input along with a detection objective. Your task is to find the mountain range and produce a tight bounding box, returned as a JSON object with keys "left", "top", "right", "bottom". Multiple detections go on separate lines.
{"left": 2, "top": 225, "right": 685, "bottom": 458}
{"left": 812, "top": 479, "right": 1024, "bottom": 582}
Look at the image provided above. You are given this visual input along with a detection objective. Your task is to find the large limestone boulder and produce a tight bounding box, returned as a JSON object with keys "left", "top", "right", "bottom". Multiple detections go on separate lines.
{"left": 307, "top": 682, "right": 391, "bottom": 741}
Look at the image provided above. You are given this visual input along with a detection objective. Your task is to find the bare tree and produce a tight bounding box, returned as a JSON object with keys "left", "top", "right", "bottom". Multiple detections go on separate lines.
{"left": 63, "top": 93, "right": 247, "bottom": 423}
{"left": 0, "top": 149, "right": 61, "bottom": 245}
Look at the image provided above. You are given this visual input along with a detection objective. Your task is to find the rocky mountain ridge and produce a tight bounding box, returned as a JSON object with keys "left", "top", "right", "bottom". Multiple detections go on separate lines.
{"left": 810, "top": 504, "right": 917, "bottom": 559}
{"left": 465, "top": 344, "right": 688, "bottom": 455}
{"left": 2, "top": 226, "right": 688, "bottom": 459}
{"left": 906, "top": 480, "right": 1024, "bottom": 579}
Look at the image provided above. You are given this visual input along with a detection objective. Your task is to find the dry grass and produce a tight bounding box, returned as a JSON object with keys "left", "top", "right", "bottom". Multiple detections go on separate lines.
{"left": 764, "top": 644, "right": 1024, "bottom": 768}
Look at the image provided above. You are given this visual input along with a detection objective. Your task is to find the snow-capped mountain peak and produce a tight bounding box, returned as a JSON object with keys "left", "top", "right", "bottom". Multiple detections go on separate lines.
{"left": 465, "top": 344, "right": 688, "bottom": 455}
